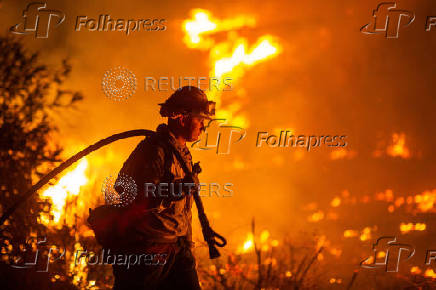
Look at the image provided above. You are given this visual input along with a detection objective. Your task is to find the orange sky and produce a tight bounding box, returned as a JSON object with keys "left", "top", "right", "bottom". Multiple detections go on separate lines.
{"left": 1, "top": 0, "right": 436, "bottom": 263}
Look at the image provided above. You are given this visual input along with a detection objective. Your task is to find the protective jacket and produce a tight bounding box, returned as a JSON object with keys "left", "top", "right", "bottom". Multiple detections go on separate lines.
{"left": 116, "top": 123, "right": 196, "bottom": 244}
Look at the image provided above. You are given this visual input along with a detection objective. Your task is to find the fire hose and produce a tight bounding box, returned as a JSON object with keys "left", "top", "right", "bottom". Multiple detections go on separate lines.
{"left": 0, "top": 129, "right": 226, "bottom": 258}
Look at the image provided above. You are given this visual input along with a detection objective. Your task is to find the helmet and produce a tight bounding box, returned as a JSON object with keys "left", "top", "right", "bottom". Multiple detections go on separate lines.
{"left": 159, "top": 86, "right": 215, "bottom": 119}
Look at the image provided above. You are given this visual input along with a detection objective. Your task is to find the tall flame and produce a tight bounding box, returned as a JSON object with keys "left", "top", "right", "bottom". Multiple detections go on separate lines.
{"left": 183, "top": 9, "right": 282, "bottom": 128}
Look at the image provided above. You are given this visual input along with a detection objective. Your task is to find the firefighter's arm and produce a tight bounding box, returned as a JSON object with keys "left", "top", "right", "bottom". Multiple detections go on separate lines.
{"left": 115, "top": 139, "right": 165, "bottom": 233}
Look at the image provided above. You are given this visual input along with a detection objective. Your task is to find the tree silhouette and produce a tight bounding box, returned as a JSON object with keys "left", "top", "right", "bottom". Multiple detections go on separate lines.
{"left": 0, "top": 35, "right": 83, "bottom": 289}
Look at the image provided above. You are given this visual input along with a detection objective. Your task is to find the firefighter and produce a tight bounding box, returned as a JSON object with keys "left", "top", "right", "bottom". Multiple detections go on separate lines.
{"left": 112, "top": 86, "right": 215, "bottom": 290}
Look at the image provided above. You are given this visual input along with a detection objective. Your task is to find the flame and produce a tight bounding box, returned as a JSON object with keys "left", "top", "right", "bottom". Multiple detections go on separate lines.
{"left": 387, "top": 133, "right": 411, "bottom": 159}
{"left": 238, "top": 232, "right": 254, "bottom": 253}
{"left": 237, "top": 230, "right": 279, "bottom": 254}
{"left": 285, "top": 271, "right": 292, "bottom": 277}
{"left": 424, "top": 268, "right": 436, "bottom": 279}
{"left": 343, "top": 226, "right": 375, "bottom": 241}
{"left": 411, "top": 266, "right": 422, "bottom": 274}
{"left": 329, "top": 278, "right": 342, "bottom": 284}
{"left": 183, "top": 9, "right": 282, "bottom": 128}
{"left": 359, "top": 226, "right": 372, "bottom": 241}
{"left": 375, "top": 189, "right": 394, "bottom": 202}
{"left": 183, "top": 9, "right": 255, "bottom": 49}
{"left": 40, "top": 159, "right": 89, "bottom": 227}
{"left": 376, "top": 251, "right": 386, "bottom": 258}
{"left": 362, "top": 256, "right": 374, "bottom": 265}
{"left": 414, "top": 190, "right": 436, "bottom": 212}
{"left": 400, "top": 222, "right": 426, "bottom": 234}
{"left": 69, "top": 242, "right": 88, "bottom": 287}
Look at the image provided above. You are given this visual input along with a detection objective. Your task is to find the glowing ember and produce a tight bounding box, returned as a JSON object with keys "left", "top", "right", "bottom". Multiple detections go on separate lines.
{"left": 362, "top": 256, "right": 374, "bottom": 265}
{"left": 424, "top": 268, "right": 436, "bottom": 279}
{"left": 330, "top": 197, "right": 341, "bottom": 207}
{"left": 376, "top": 251, "right": 386, "bottom": 258}
{"left": 239, "top": 233, "right": 254, "bottom": 253}
{"left": 375, "top": 189, "right": 394, "bottom": 202}
{"left": 388, "top": 205, "right": 395, "bottom": 213}
{"left": 387, "top": 133, "right": 410, "bottom": 159}
{"left": 414, "top": 190, "right": 436, "bottom": 212}
{"left": 344, "top": 229, "right": 359, "bottom": 238}
{"left": 308, "top": 210, "right": 325, "bottom": 222}
{"left": 69, "top": 242, "right": 88, "bottom": 287}
{"left": 329, "top": 278, "right": 342, "bottom": 284}
{"left": 343, "top": 226, "right": 375, "bottom": 241}
{"left": 260, "top": 230, "right": 270, "bottom": 243}
{"left": 285, "top": 271, "right": 292, "bottom": 277}
{"left": 411, "top": 266, "right": 422, "bottom": 274}
{"left": 360, "top": 227, "right": 372, "bottom": 241}
{"left": 399, "top": 222, "right": 426, "bottom": 234}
